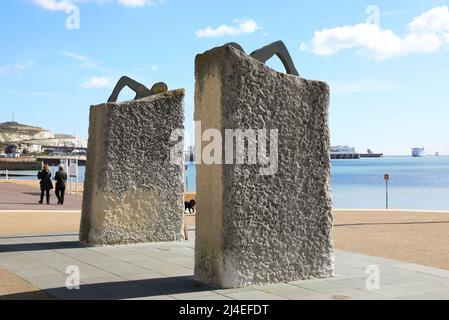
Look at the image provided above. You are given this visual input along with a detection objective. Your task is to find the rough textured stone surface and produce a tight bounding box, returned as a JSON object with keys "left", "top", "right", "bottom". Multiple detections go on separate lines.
{"left": 194, "top": 45, "right": 334, "bottom": 288}
{"left": 80, "top": 90, "right": 185, "bottom": 245}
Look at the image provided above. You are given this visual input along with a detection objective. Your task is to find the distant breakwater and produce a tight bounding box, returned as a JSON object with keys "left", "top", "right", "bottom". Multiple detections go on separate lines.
{"left": 0, "top": 158, "right": 42, "bottom": 171}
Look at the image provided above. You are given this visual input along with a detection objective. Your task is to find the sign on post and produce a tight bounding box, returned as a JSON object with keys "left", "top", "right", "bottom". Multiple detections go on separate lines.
{"left": 384, "top": 174, "right": 390, "bottom": 210}
{"left": 61, "top": 158, "right": 79, "bottom": 196}
{"left": 68, "top": 159, "right": 79, "bottom": 196}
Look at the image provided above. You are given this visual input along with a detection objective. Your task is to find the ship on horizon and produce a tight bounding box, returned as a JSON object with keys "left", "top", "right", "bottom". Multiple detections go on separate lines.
{"left": 331, "top": 146, "right": 383, "bottom": 160}
{"left": 331, "top": 146, "right": 360, "bottom": 159}
{"left": 412, "top": 147, "right": 426, "bottom": 158}
{"left": 360, "top": 149, "right": 384, "bottom": 158}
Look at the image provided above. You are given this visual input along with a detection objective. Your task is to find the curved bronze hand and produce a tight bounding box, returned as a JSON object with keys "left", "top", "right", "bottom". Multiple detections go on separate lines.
{"left": 250, "top": 41, "right": 299, "bottom": 76}
{"left": 225, "top": 41, "right": 300, "bottom": 77}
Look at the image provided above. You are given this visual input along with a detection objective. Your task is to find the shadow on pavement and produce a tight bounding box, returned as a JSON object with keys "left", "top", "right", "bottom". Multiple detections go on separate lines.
{"left": 0, "top": 241, "right": 85, "bottom": 253}
{"left": 0, "top": 276, "right": 217, "bottom": 300}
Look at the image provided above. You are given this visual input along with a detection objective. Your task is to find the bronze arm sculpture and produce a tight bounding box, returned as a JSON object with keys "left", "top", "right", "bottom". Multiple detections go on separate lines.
{"left": 225, "top": 41, "right": 300, "bottom": 77}
{"left": 108, "top": 76, "right": 168, "bottom": 103}
{"left": 107, "top": 41, "right": 297, "bottom": 102}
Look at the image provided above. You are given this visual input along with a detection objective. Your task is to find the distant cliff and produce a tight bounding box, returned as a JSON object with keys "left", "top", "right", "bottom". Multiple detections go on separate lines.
{"left": 0, "top": 122, "right": 87, "bottom": 148}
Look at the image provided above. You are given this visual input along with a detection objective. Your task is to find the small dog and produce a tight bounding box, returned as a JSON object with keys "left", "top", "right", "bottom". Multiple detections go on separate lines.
{"left": 185, "top": 200, "right": 196, "bottom": 214}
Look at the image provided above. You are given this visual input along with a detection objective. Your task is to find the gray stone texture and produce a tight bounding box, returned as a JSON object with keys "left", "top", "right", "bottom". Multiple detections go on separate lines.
{"left": 194, "top": 45, "right": 334, "bottom": 288}
{"left": 80, "top": 90, "right": 185, "bottom": 245}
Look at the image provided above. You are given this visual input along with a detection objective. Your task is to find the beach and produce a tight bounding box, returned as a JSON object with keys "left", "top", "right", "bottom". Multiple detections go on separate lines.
{"left": 333, "top": 210, "right": 449, "bottom": 271}
{"left": 0, "top": 206, "right": 447, "bottom": 270}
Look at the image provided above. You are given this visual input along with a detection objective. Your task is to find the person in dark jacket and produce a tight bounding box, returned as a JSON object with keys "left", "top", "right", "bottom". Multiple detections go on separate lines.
{"left": 54, "top": 165, "right": 68, "bottom": 205}
{"left": 37, "top": 163, "right": 53, "bottom": 205}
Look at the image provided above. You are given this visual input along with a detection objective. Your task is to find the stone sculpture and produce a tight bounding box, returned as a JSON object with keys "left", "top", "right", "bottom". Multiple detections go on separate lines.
{"left": 194, "top": 41, "right": 334, "bottom": 288}
{"left": 80, "top": 79, "right": 185, "bottom": 245}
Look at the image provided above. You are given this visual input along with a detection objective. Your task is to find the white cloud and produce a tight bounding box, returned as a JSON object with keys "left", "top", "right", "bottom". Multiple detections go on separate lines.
{"left": 59, "top": 51, "right": 98, "bottom": 67}
{"left": 32, "top": 0, "right": 163, "bottom": 10}
{"left": 14, "top": 60, "right": 35, "bottom": 71}
{"left": 196, "top": 19, "right": 261, "bottom": 38}
{"left": 0, "top": 66, "right": 9, "bottom": 76}
{"left": 151, "top": 64, "right": 158, "bottom": 71}
{"left": 60, "top": 51, "right": 91, "bottom": 62}
{"left": 117, "top": 0, "right": 161, "bottom": 7}
{"left": 304, "top": 6, "right": 449, "bottom": 60}
{"left": 408, "top": 6, "right": 449, "bottom": 33}
{"left": 32, "top": 0, "right": 72, "bottom": 11}
{"left": 0, "top": 60, "right": 34, "bottom": 76}
{"left": 81, "top": 76, "right": 112, "bottom": 89}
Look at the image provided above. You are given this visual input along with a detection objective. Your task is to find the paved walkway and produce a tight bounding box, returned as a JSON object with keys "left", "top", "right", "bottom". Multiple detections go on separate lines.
{"left": 0, "top": 182, "right": 82, "bottom": 211}
{"left": 1, "top": 231, "right": 449, "bottom": 300}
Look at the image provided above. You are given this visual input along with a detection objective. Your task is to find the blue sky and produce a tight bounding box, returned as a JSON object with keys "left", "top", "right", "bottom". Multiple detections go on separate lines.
{"left": 0, "top": 0, "right": 448, "bottom": 155}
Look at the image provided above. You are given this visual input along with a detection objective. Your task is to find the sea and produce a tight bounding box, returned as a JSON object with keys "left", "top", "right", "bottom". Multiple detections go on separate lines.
{"left": 185, "top": 156, "right": 449, "bottom": 211}
{"left": 7, "top": 156, "right": 449, "bottom": 211}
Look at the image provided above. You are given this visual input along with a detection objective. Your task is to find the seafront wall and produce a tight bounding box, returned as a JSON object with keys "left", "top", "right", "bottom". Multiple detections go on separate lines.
{"left": 0, "top": 159, "right": 42, "bottom": 171}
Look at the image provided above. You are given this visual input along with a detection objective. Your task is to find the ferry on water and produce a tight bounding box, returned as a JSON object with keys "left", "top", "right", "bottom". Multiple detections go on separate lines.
{"left": 412, "top": 147, "right": 425, "bottom": 158}
{"left": 360, "top": 149, "right": 384, "bottom": 158}
{"left": 331, "top": 146, "right": 360, "bottom": 160}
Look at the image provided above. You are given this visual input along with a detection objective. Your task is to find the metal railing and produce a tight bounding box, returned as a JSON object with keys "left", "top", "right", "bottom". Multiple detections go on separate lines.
{"left": 0, "top": 170, "right": 8, "bottom": 181}
{"left": 1, "top": 170, "right": 35, "bottom": 181}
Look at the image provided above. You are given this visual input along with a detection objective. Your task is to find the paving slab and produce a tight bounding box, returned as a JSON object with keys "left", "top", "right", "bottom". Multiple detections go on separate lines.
{"left": 257, "top": 283, "right": 327, "bottom": 300}
{"left": 223, "top": 290, "right": 287, "bottom": 301}
{"left": 1, "top": 233, "right": 449, "bottom": 300}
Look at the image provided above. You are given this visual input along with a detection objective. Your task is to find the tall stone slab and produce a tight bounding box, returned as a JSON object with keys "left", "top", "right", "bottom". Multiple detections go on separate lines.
{"left": 80, "top": 90, "right": 185, "bottom": 245}
{"left": 194, "top": 45, "right": 334, "bottom": 288}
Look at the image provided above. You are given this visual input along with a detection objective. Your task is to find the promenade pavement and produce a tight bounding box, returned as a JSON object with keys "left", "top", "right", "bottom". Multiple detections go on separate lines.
{"left": 0, "top": 182, "right": 82, "bottom": 211}
{"left": 1, "top": 231, "right": 449, "bottom": 300}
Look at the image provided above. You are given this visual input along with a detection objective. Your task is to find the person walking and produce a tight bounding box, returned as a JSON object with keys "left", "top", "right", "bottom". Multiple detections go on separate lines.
{"left": 54, "top": 165, "right": 68, "bottom": 205}
{"left": 38, "top": 163, "right": 53, "bottom": 205}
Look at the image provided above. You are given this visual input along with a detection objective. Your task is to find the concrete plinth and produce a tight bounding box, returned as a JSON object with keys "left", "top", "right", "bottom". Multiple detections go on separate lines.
{"left": 194, "top": 45, "right": 334, "bottom": 288}
{"left": 80, "top": 90, "right": 185, "bottom": 245}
